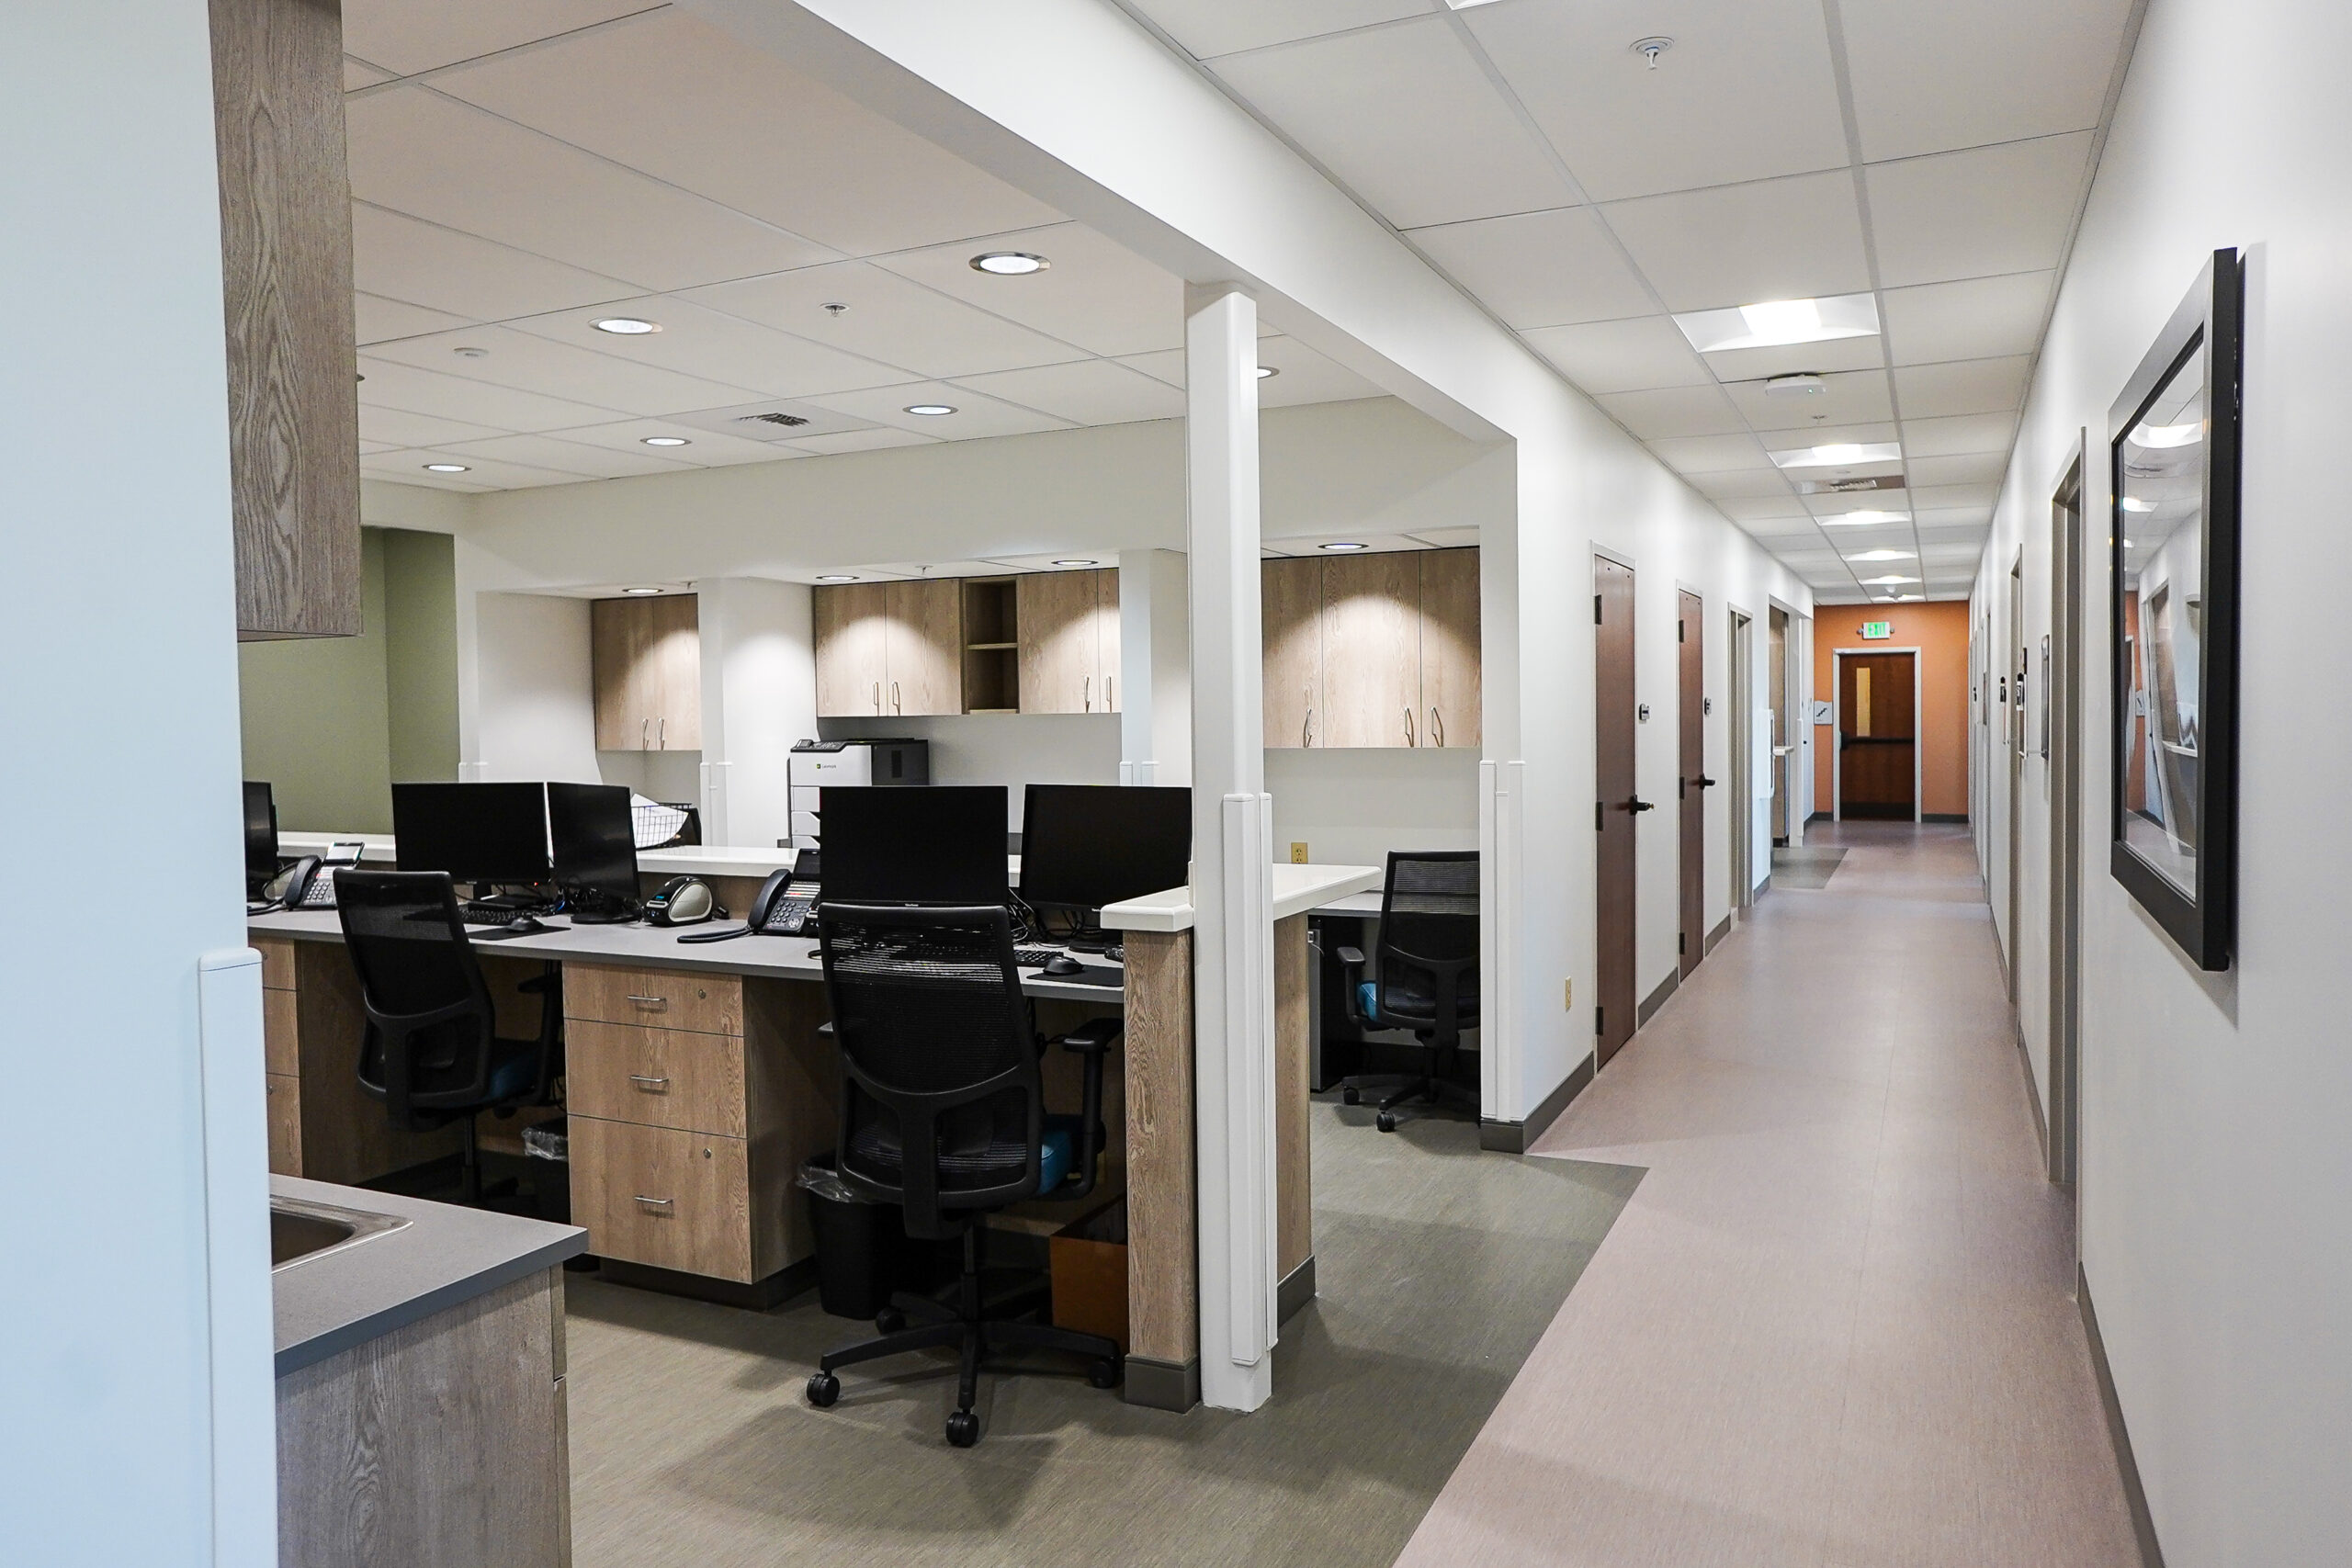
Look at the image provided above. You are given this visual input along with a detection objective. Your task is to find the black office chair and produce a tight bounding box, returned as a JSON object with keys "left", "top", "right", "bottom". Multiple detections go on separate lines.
{"left": 804, "top": 901, "right": 1122, "bottom": 1448}
{"left": 1336, "top": 851, "right": 1480, "bottom": 1132}
{"left": 334, "top": 871, "right": 563, "bottom": 1204}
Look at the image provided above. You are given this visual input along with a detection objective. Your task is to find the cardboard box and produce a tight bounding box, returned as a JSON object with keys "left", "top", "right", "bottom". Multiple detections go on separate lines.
{"left": 1048, "top": 1198, "right": 1128, "bottom": 1353}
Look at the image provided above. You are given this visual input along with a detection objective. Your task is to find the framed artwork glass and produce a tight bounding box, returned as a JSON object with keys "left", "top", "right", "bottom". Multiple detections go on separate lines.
{"left": 2109, "top": 248, "right": 2243, "bottom": 969}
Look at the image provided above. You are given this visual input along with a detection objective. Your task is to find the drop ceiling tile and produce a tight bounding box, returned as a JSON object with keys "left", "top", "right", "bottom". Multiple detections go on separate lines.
{"left": 948, "top": 359, "right": 1186, "bottom": 426}
{"left": 1865, "top": 133, "right": 2093, "bottom": 288}
{"left": 361, "top": 446, "right": 587, "bottom": 490}
{"left": 1116, "top": 348, "right": 1187, "bottom": 389}
{"left": 1602, "top": 169, "right": 1870, "bottom": 312}
{"left": 687, "top": 260, "right": 1083, "bottom": 379}
{"left": 1256, "top": 336, "right": 1390, "bottom": 406}
{"left": 873, "top": 222, "right": 1183, "bottom": 358}
{"left": 1464, "top": 0, "right": 1849, "bottom": 202}
{"left": 1405, "top": 525, "right": 1484, "bottom": 549}
{"left": 345, "top": 86, "right": 833, "bottom": 292}
{"left": 431, "top": 10, "right": 1064, "bottom": 259}
{"left": 363, "top": 324, "right": 770, "bottom": 417}
{"left": 807, "top": 381, "right": 1078, "bottom": 442}
{"left": 1842, "top": 0, "right": 2138, "bottom": 161}
{"left": 356, "top": 354, "right": 624, "bottom": 432}
{"left": 507, "top": 296, "right": 910, "bottom": 400}
{"left": 344, "top": 56, "right": 394, "bottom": 90}
{"left": 1127, "top": 0, "right": 1430, "bottom": 58}
{"left": 1647, "top": 434, "right": 1775, "bottom": 475}
{"left": 1893, "top": 355, "right": 2032, "bottom": 418}
{"left": 1908, "top": 453, "right": 2011, "bottom": 488}
{"left": 1918, "top": 542, "right": 1986, "bottom": 565}
{"left": 1211, "top": 18, "right": 1578, "bottom": 229}
{"left": 542, "top": 418, "right": 804, "bottom": 468}
{"left": 342, "top": 0, "right": 651, "bottom": 75}
{"left": 354, "top": 292, "right": 472, "bottom": 344}
{"left": 1880, "top": 271, "right": 2053, "bottom": 365}
{"left": 1691, "top": 469, "right": 1805, "bottom": 502}
{"left": 1405, "top": 207, "right": 1656, "bottom": 330}
{"left": 1701, "top": 333, "right": 1889, "bottom": 381}
{"left": 787, "top": 428, "right": 942, "bottom": 457}
{"left": 1917, "top": 518, "right": 1994, "bottom": 541}
{"left": 359, "top": 457, "right": 492, "bottom": 493}
{"left": 351, "top": 203, "right": 638, "bottom": 321}
{"left": 1718, "top": 497, "right": 1822, "bottom": 525}
{"left": 356, "top": 403, "right": 507, "bottom": 449}
{"left": 1522, "top": 316, "right": 1712, "bottom": 394}
{"left": 1909, "top": 482, "right": 2001, "bottom": 511}
{"left": 443, "top": 433, "right": 703, "bottom": 479}
{"left": 1594, "top": 384, "right": 1747, "bottom": 440}
{"left": 1900, "top": 412, "right": 2018, "bottom": 457}
{"left": 357, "top": 439, "right": 399, "bottom": 456}
{"left": 1725, "top": 369, "right": 1894, "bottom": 431}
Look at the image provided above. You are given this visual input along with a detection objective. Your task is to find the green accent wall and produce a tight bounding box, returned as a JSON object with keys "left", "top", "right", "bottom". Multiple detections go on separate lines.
{"left": 239, "top": 527, "right": 458, "bottom": 833}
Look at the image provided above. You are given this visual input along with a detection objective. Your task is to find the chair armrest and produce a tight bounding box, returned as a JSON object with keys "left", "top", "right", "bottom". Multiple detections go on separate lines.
{"left": 1334, "top": 945, "right": 1365, "bottom": 967}
{"left": 1054, "top": 1017, "right": 1124, "bottom": 1054}
{"left": 1056, "top": 1039, "right": 1109, "bottom": 1203}
{"left": 1333, "top": 946, "right": 1373, "bottom": 1026}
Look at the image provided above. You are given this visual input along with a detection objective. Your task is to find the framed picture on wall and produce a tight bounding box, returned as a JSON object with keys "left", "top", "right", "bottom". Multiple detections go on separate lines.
{"left": 2109, "top": 247, "right": 2243, "bottom": 969}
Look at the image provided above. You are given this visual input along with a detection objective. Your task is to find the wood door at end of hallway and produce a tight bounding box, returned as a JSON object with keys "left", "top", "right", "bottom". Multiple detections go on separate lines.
{"left": 1838, "top": 651, "right": 1917, "bottom": 818}
{"left": 1678, "top": 591, "right": 1706, "bottom": 978}
{"left": 1595, "top": 558, "right": 1636, "bottom": 1066}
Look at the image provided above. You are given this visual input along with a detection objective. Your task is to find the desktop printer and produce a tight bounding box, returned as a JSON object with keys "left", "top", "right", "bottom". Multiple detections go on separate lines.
{"left": 787, "top": 738, "right": 929, "bottom": 852}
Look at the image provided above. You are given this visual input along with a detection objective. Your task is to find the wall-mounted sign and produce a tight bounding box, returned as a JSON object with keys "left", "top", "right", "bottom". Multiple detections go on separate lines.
{"left": 1812, "top": 700, "right": 1833, "bottom": 725}
{"left": 1860, "top": 620, "right": 1893, "bottom": 639}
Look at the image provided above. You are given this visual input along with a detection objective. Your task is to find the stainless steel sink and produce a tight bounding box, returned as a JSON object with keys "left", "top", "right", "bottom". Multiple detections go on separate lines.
{"left": 270, "top": 1196, "right": 409, "bottom": 1269}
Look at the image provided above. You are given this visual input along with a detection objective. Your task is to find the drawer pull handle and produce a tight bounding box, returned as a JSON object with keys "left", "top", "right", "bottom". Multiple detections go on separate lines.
{"left": 633, "top": 1195, "right": 673, "bottom": 1211}
{"left": 625, "top": 994, "right": 668, "bottom": 1010}
{"left": 628, "top": 1074, "right": 671, "bottom": 1091}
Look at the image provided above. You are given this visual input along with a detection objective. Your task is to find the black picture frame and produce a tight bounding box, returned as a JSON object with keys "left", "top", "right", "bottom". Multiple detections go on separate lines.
{"left": 2108, "top": 248, "right": 2243, "bottom": 969}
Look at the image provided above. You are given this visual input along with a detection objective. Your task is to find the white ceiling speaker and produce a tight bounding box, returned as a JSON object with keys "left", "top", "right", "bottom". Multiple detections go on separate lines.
{"left": 1764, "top": 373, "right": 1826, "bottom": 399}
{"left": 1631, "top": 37, "right": 1673, "bottom": 69}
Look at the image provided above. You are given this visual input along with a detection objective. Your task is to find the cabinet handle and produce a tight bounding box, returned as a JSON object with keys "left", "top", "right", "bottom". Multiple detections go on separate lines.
{"left": 1302, "top": 706, "right": 1313, "bottom": 749}
{"left": 1404, "top": 705, "right": 1416, "bottom": 747}
{"left": 872, "top": 681, "right": 881, "bottom": 714}
{"left": 1105, "top": 675, "right": 1114, "bottom": 709}
{"left": 632, "top": 1195, "right": 674, "bottom": 1211}
{"left": 640, "top": 717, "right": 649, "bottom": 750}
{"left": 891, "top": 680, "right": 901, "bottom": 715}
{"left": 1084, "top": 674, "right": 1091, "bottom": 713}
{"left": 657, "top": 717, "right": 665, "bottom": 750}
{"left": 625, "top": 994, "right": 668, "bottom": 1010}
{"left": 628, "top": 1074, "right": 671, "bottom": 1091}
{"left": 1430, "top": 706, "right": 1444, "bottom": 748}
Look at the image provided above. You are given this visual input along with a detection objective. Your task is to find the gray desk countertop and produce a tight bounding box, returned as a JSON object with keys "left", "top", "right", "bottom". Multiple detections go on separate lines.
{"left": 271, "top": 1175, "right": 586, "bottom": 1377}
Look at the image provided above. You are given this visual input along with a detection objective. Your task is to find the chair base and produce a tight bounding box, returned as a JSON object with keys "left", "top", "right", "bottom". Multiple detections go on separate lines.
{"left": 805, "top": 1226, "right": 1120, "bottom": 1447}
{"left": 1341, "top": 1071, "right": 1480, "bottom": 1131}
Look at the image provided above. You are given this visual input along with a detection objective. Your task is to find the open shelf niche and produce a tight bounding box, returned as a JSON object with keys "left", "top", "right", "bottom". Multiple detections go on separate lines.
{"left": 961, "top": 578, "right": 1020, "bottom": 713}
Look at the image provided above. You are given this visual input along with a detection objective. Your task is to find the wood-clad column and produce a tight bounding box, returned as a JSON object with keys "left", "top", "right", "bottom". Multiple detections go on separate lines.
{"left": 1121, "top": 930, "right": 1197, "bottom": 1409}
{"left": 1273, "top": 914, "right": 1313, "bottom": 1299}
{"left": 1184, "top": 285, "right": 1277, "bottom": 1413}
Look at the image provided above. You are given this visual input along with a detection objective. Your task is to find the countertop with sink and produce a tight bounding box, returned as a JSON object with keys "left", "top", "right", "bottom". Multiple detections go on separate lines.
{"left": 270, "top": 1174, "right": 586, "bottom": 1376}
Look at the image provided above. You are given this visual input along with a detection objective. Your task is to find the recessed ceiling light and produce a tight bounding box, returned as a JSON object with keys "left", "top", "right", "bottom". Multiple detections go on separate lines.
{"left": 1772, "top": 441, "right": 1902, "bottom": 469}
{"left": 904, "top": 403, "right": 956, "bottom": 417}
{"left": 2120, "top": 496, "right": 2155, "bottom": 512}
{"left": 1844, "top": 549, "right": 1914, "bottom": 561}
{"left": 423, "top": 462, "right": 469, "bottom": 473}
{"left": 592, "top": 317, "right": 660, "bottom": 335}
{"left": 1255, "top": 366, "right": 1279, "bottom": 379}
{"left": 641, "top": 435, "right": 691, "bottom": 447}
{"left": 453, "top": 345, "right": 488, "bottom": 359}
{"left": 1051, "top": 558, "right": 1099, "bottom": 567}
{"left": 622, "top": 586, "right": 662, "bottom": 596}
{"left": 969, "top": 252, "right": 1048, "bottom": 276}
{"left": 815, "top": 574, "right": 858, "bottom": 582}
{"left": 1820, "top": 509, "right": 1908, "bottom": 526}
{"left": 1320, "top": 541, "right": 1368, "bottom": 552}
{"left": 1673, "top": 292, "right": 1881, "bottom": 354}
{"left": 1763, "top": 373, "right": 1825, "bottom": 398}
{"left": 2132, "top": 421, "right": 2203, "bottom": 448}
{"left": 1860, "top": 575, "right": 1921, "bottom": 586}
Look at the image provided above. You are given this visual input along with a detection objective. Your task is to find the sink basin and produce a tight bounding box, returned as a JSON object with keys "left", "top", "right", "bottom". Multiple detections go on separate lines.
{"left": 270, "top": 1196, "right": 408, "bottom": 1269}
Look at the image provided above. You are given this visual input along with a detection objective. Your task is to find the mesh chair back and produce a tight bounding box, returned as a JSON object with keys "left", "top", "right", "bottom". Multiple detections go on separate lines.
{"left": 334, "top": 870, "right": 498, "bottom": 1116}
{"left": 817, "top": 903, "right": 1042, "bottom": 1237}
{"left": 1375, "top": 851, "right": 1480, "bottom": 1031}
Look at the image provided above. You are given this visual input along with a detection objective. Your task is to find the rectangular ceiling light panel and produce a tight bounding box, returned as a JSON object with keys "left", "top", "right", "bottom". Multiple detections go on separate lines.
{"left": 1770, "top": 440, "right": 1902, "bottom": 470}
{"left": 1674, "top": 291, "right": 1880, "bottom": 354}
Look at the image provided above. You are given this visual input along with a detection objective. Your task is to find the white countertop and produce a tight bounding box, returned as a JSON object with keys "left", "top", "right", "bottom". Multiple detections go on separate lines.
{"left": 279, "top": 831, "right": 871, "bottom": 884}
{"left": 1100, "top": 863, "right": 1381, "bottom": 933}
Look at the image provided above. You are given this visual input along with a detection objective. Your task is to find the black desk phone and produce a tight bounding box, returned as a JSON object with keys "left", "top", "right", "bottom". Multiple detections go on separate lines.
{"left": 748, "top": 850, "right": 821, "bottom": 935}
{"left": 263, "top": 840, "right": 367, "bottom": 910}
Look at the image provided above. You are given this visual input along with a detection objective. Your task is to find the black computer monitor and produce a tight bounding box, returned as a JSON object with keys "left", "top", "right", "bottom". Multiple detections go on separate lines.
{"left": 1019, "top": 785, "right": 1192, "bottom": 929}
{"left": 243, "top": 782, "right": 278, "bottom": 890}
{"left": 820, "top": 785, "right": 1006, "bottom": 905}
{"left": 548, "top": 782, "right": 639, "bottom": 906}
{"left": 391, "top": 782, "right": 551, "bottom": 886}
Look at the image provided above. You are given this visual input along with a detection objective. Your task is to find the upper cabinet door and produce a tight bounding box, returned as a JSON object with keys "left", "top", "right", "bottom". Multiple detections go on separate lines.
{"left": 645, "top": 594, "right": 701, "bottom": 750}
{"left": 814, "top": 583, "right": 888, "bottom": 717}
{"left": 592, "top": 597, "right": 644, "bottom": 750}
{"left": 1419, "top": 547, "right": 1481, "bottom": 748}
{"left": 1094, "top": 570, "right": 1122, "bottom": 714}
{"left": 1017, "top": 570, "right": 1100, "bottom": 714}
{"left": 885, "top": 579, "right": 963, "bottom": 716}
{"left": 1262, "top": 558, "right": 1323, "bottom": 749}
{"left": 1320, "top": 553, "right": 1422, "bottom": 749}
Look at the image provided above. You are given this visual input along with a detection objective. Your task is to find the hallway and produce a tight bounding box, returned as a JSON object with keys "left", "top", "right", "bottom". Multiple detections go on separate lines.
{"left": 1399, "top": 824, "right": 2140, "bottom": 1566}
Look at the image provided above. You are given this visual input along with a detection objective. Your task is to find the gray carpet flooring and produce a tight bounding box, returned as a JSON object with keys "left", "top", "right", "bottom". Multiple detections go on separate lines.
{"left": 1770, "top": 846, "right": 1848, "bottom": 889}
{"left": 563, "top": 1096, "right": 1641, "bottom": 1567}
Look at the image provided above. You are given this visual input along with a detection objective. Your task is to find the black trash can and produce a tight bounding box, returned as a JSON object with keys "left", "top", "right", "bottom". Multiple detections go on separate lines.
{"left": 799, "top": 1154, "right": 907, "bottom": 1319}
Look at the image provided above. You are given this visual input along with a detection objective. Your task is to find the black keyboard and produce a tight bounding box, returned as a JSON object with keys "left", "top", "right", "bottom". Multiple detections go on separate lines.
{"left": 460, "top": 902, "right": 544, "bottom": 927}
{"left": 1013, "top": 946, "right": 1062, "bottom": 966}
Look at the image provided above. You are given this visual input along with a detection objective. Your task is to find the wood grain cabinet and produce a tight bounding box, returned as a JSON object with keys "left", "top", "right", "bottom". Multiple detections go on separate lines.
{"left": 255, "top": 938, "right": 462, "bottom": 1182}
{"left": 593, "top": 593, "right": 701, "bottom": 751}
{"left": 1018, "top": 568, "right": 1121, "bottom": 715}
{"left": 812, "top": 580, "right": 963, "bottom": 716}
{"left": 212, "top": 0, "right": 361, "bottom": 638}
{"left": 1262, "top": 547, "right": 1480, "bottom": 749}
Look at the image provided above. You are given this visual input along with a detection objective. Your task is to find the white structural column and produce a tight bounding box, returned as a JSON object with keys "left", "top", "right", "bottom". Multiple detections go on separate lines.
{"left": 1184, "top": 286, "right": 1278, "bottom": 1412}
{"left": 1117, "top": 547, "right": 1191, "bottom": 787}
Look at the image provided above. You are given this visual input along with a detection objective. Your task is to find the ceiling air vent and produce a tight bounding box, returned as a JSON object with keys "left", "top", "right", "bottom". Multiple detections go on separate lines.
{"left": 738, "top": 411, "right": 811, "bottom": 428}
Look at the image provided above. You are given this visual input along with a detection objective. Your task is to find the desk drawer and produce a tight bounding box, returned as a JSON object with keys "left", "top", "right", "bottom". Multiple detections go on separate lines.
{"left": 565, "top": 964, "right": 741, "bottom": 1036}
{"left": 263, "top": 987, "right": 300, "bottom": 1077}
{"left": 567, "top": 1021, "right": 746, "bottom": 1138}
{"left": 568, "top": 1116, "right": 752, "bottom": 1282}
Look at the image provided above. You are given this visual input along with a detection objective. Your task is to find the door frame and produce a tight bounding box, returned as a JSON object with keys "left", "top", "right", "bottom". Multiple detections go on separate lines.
{"left": 1729, "top": 605, "right": 1755, "bottom": 910}
{"left": 2007, "top": 551, "right": 2026, "bottom": 996}
{"left": 2048, "top": 442, "right": 2087, "bottom": 1188}
{"left": 1828, "top": 645, "right": 1924, "bottom": 822}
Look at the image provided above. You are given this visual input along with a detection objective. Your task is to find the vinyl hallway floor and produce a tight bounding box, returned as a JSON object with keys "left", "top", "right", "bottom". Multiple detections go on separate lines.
{"left": 1396, "top": 821, "right": 2141, "bottom": 1567}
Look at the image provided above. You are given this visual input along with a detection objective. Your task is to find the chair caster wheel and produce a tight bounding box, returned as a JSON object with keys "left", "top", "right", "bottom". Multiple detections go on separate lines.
{"left": 1341, "top": 1086, "right": 1361, "bottom": 1105}
{"left": 1088, "top": 1357, "right": 1123, "bottom": 1390}
{"left": 1375, "top": 1111, "right": 1397, "bottom": 1133}
{"left": 945, "top": 1409, "right": 980, "bottom": 1448}
{"left": 806, "top": 1371, "right": 840, "bottom": 1408}
{"left": 876, "top": 1306, "right": 907, "bottom": 1334}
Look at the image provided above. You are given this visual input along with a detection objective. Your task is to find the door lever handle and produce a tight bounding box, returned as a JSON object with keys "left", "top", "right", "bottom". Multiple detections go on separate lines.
{"left": 1628, "top": 796, "right": 1656, "bottom": 813}
{"left": 1697, "top": 775, "right": 1717, "bottom": 788}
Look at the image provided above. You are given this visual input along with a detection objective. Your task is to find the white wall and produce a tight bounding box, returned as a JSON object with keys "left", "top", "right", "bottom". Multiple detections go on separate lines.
{"left": 2, "top": 6, "right": 275, "bottom": 1561}
{"left": 820, "top": 714, "right": 1124, "bottom": 828}
{"left": 1267, "top": 750, "right": 1480, "bottom": 868}
{"left": 699, "top": 576, "right": 819, "bottom": 850}
{"left": 469, "top": 592, "right": 599, "bottom": 784}
{"left": 1972, "top": 0, "right": 2352, "bottom": 1559}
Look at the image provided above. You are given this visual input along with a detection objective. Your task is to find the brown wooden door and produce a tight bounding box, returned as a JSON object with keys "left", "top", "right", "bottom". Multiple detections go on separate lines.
{"left": 1838, "top": 650, "right": 1917, "bottom": 818}
{"left": 1419, "top": 547, "right": 1481, "bottom": 747}
{"left": 1595, "top": 557, "right": 1638, "bottom": 1066}
{"left": 1262, "top": 558, "right": 1323, "bottom": 748}
{"left": 1320, "top": 551, "right": 1422, "bottom": 748}
{"left": 1678, "top": 590, "right": 1706, "bottom": 978}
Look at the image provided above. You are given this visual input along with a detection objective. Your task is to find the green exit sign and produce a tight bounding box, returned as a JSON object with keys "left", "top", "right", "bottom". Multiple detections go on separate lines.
{"left": 1860, "top": 620, "right": 1893, "bottom": 639}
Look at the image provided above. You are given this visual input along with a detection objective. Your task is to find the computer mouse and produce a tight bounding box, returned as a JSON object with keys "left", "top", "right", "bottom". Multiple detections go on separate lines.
{"left": 507, "top": 915, "right": 548, "bottom": 936}
{"left": 1042, "top": 953, "right": 1086, "bottom": 977}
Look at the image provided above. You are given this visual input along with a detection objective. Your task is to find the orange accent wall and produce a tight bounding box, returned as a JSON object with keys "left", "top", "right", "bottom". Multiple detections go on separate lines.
{"left": 1813, "top": 600, "right": 1973, "bottom": 819}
